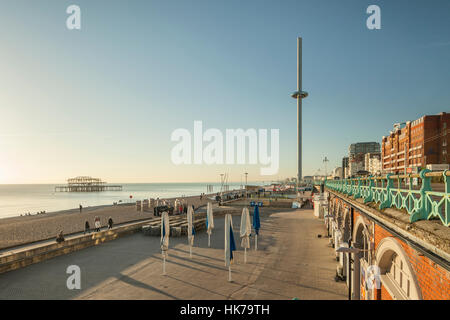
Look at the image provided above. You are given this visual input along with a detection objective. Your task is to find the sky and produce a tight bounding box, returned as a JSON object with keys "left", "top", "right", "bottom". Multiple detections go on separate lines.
{"left": 0, "top": 0, "right": 449, "bottom": 184}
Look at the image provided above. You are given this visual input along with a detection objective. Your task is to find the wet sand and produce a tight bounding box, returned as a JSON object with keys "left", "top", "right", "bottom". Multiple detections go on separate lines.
{"left": 0, "top": 193, "right": 221, "bottom": 250}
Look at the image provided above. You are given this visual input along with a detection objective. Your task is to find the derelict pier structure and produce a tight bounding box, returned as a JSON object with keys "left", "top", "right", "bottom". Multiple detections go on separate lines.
{"left": 54, "top": 176, "right": 122, "bottom": 192}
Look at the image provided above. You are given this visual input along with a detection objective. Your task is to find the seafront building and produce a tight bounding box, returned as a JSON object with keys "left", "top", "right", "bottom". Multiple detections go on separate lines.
{"left": 349, "top": 142, "right": 381, "bottom": 156}
{"left": 381, "top": 112, "right": 450, "bottom": 174}
{"left": 364, "top": 153, "right": 382, "bottom": 176}
{"left": 342, "top": 156, "right": 349, "bottom": 178}
{"left": 326, "top": 180, "right": 449, "bottom": 300}
{"left": 322, "top": 113, "right": 450, "bottom": 300}
{"left": 347, "top": 142, "right": 381, "bottom": 177}
{"left": 332, "top": 167, "right": 343, "bottom": 179}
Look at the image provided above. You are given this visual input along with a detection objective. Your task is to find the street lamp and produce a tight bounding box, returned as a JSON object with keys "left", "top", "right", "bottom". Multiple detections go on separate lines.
{"left": 323, "top": 156, "right": 329, "bottom": 178}
{"left": 244, "top": 172, "right": 248, "bottom": 198}
{"left": 336, "top": 246, "right": 367, "bottom": 300}
{"left": 336, "top": 247, "right": 362, "bottom": 254}
{"left": 291, "top": 37, "right": 309, "bottom": 190}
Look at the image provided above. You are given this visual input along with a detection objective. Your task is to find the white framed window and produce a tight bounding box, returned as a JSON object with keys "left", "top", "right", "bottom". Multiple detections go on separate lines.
{"left": 376, "top": 238, "right": 422, "bottom": 300}
{"left": 386, "top": 254, "right": 411, "bottom": 299}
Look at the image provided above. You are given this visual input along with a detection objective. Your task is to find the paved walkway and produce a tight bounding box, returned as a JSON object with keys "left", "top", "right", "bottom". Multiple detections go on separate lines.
{"left": 0, "top": 208, "right": 346, "bottom": 300}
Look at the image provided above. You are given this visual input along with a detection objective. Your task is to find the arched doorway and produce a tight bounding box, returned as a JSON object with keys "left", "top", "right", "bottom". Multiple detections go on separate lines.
{"left": 342, "top": 208, "right": 351, "bottom": 243}
{"left": 352, "top": 216, "right": 371, "bottom": 300}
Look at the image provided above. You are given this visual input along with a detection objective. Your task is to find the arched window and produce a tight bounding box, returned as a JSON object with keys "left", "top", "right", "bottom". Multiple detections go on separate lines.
{"left": 353, "top": 217, "right": 372, "bottom": 266}
{"left": 375, "top": 237, "right": 422, "bottom": 300}
{"left": 342, "top": 208, "right": 351, "bottom": 243}
{"left": 387, "top": 253, "right": 411, "bottom": 298}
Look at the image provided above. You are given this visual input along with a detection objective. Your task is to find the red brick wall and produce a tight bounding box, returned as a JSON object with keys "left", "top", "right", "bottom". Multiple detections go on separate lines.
{"left": 381, "top": 286, "right": 393, "bottom": 300}
{"left": 333, "top": 197, "right": 450, "bottom": 300}
{"left": 373, "top": 224, "right": 450, "bottom": 300}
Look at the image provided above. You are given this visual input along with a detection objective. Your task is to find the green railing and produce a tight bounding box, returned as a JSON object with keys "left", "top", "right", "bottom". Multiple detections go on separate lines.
{"left": 317, "top": 169, "right": 449, "bottom": 227}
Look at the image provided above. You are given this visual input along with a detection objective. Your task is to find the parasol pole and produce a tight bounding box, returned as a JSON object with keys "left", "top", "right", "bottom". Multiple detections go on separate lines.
{"left": 162, "top": 251, "right": 166, "bottom": 275}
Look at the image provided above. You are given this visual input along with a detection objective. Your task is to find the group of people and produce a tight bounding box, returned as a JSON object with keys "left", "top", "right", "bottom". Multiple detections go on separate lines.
{"left": 173, "top": 199, "right": 190, "bottom": 215}
{"left": 152, "top": 196, "right": 198, "bottom": 217}
{"left": 84, "top": 216, "right": 114, "bottom": 234}
{"left": 153, "top": 197, "right": 193, "bottom": 216}
{"left": 56, "top": 216, "right": 115, "bottom": 243}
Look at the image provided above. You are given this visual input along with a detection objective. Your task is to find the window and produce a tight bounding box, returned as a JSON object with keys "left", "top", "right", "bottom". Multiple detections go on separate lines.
{"left": 387, "top": 253, "right": 411, "bottom": 299}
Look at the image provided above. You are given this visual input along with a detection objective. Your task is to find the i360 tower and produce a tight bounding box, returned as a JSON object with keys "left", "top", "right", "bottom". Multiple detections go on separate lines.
{"left": 291, "top": 37, "right": 308, "bottom": 185}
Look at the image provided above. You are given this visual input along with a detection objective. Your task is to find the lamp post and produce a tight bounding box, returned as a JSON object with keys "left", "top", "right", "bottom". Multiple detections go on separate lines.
{"left": 323, "top": 156, "right": 329, "bottom": 178}
{"left": 220, "top": 173, "right": 224, "bottom": 202}
{"left": 244, "top": 172, "right": 248, "bottom": 198}
{"left": 291, "top": 37, "right": 309, "bottom": 191}
{"left": 336, "top": 245, "right": 364, "bottom": 300}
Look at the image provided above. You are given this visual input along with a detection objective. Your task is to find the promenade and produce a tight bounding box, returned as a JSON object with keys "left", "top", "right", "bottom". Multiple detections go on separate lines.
{"left": 0, "top": 207, "right": 346, "bottom": 300}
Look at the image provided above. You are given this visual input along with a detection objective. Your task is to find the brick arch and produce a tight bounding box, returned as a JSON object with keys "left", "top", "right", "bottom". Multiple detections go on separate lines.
{"left": 330, "top": 198, "right": 336, "bottom": 214}
{"left": 336, "top": 201, "right": 344, "bottom": 228}
{"left": 353, "top": 216, "right": 369, "bottom": 249}
{"left": 342, "top": 208, "right": 351, "bottom": 243}
{"left": 375, "top": 237, "right": 423, "bottom": 300}
{"left": 332, "top": 198, "right": 338, "bottom": 215}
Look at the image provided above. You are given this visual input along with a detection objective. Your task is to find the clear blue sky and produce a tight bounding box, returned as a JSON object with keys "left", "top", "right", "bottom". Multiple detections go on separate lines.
{"left": 0, "top": 0, "right": 449, "bottom": 183}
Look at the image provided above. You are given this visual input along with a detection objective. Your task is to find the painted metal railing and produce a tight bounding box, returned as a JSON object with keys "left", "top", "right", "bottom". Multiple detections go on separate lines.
{"left": 319, "top": 169, "right": 449, "bottom": 227}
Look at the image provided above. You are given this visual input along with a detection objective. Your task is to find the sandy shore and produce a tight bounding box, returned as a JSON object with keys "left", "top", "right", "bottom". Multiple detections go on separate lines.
{"left": 0, "top": 193, "right": 222, "bottom": 250}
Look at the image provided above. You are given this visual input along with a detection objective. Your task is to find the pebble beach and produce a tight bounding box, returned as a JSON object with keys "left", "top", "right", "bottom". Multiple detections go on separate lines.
{"left": 0, "top": 193, "right": 215, "bottom": 250}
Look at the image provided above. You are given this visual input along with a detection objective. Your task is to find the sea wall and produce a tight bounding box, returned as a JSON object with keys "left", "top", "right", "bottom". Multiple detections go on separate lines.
{"left": 0, "top": 219, "right": 151, "bottom": 275}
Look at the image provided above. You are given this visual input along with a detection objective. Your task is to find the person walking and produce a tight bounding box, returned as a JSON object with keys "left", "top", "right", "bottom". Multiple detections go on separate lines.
{"left": 84, "top": 220, "right": 90, "bottom": 234}
{"left": 94, "top": 216, "right": 101, "bottom": 232}
{"left": 108, "top": 217, "right": 113, "bottom": 229}
{"left": 79, "top": 204, "right": 83, "bottom": 213}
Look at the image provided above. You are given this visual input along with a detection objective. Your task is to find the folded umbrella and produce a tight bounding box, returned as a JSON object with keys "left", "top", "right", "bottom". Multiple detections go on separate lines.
{"left": 253, "top": 205, "right": 261, "bottom": 250}
{"left": 206, "top": 202, "right": 214, "bottom": 247}
{"left": 240, "top": 207, "right": 251, "bottom": 263}
{"left": 224, "top": 213, "right": 236, "bottom": 281}
{"left": 160, "top": 211, "right": 170, "bottom": 275}
{"left": 187, "top": 205, "right": 195, "bottom": 258}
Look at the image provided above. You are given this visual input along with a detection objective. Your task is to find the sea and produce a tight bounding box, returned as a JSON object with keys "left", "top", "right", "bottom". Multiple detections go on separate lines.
{"left": 0, "top": 182, "right": 251, "bottom": 219}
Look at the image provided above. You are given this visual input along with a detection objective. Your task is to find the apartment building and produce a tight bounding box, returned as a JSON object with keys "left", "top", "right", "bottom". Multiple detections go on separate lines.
{"left": 349, "top": 142, "right": 380, "bottom": 156}
{"left": 342, "top": 156, "right": 349, "bottom": 178}
{"left": 347, "top": 142, "right": 380, "bottom": 177}
{"left": 364, "top": 152, "right": 382, "bottom": 175}
{"left": 381, "top": 112, "right": 450, "bottom": 174}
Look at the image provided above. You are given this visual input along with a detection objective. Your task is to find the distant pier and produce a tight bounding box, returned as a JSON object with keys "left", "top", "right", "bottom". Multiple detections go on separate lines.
{"left": 55, "top": 176, "right": 122, "bottom": 192}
